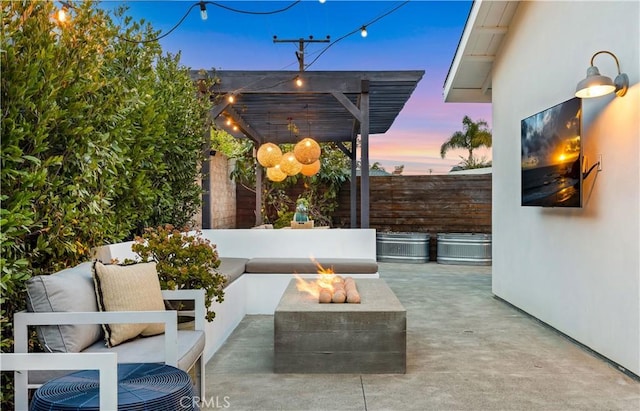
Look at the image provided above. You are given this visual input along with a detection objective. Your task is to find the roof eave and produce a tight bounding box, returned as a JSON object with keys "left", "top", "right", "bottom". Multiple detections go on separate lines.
{"left": 443, "top": 0, "right": 519, "bottom": 104}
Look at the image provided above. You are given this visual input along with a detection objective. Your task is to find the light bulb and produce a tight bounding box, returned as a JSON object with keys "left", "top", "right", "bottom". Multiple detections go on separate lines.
{"left": 228, "top": 95, "right": 235, "bottom": 103}
{"left": 319, "top": 0, "right": 326, "bottom": 3}
{"left": 360, "top": 26, "right": 368, "bottom": 38}
{"left": 56, "top": 6, "right": 68, "bottom": 23}
{"left": 200, "top": 2, "right": 208, "bottom": 20}
{"left": 295, "top": 77, "right": 303, "bottom": 87}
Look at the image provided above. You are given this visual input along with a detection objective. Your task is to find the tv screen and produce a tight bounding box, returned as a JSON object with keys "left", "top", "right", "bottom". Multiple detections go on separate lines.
{"left": 521, "top": 97, "right": 582, "bottom": 207}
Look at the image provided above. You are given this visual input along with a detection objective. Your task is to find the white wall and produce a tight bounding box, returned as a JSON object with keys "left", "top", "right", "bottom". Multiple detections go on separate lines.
{"left": 492, "top": 1, "right": 639, "bottom": 375}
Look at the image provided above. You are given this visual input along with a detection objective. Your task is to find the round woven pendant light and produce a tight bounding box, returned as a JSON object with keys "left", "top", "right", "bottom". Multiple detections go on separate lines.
{"left": 266, "top": 164, "right": 287, "bottom": 182}
{"left": 257, "top": 143, "right": 283, "bottom": 168}
{"left": 294, "top": 138, "right": 321, "bottom": 165}
{"left": 280, "top": 151, "right": 302, "bottom": 176}
{"left": 300, "top": 160, "right": 321, "bottom": 177}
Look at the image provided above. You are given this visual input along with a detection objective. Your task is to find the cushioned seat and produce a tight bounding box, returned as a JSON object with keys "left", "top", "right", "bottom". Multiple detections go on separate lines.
{"left": 28, "top": 329, "right": 205, "bottom": 385}
{"left": 244, "top": 258, "right": 378, "bottom": 274}
{"left": 218, "top": 257, "right": 249, "bottom": 286}
{"left": 85, "top": 330, "right": 204, "bottom": 370}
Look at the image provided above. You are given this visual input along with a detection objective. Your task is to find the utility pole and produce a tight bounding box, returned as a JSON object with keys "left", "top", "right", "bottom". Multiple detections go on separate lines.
{"left": 273, "top": 35, "right": 330, "bottom": 72}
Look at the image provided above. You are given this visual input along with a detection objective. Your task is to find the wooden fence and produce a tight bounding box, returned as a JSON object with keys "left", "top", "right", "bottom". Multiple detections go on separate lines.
{"left": 236, "top": 175, "right": 491, "bottom": 259}
{"left": 333, "top": 175, "right": 491, "bottom": 259}
{"left": 333, "top": 175, "right": 491, "bottom": 230}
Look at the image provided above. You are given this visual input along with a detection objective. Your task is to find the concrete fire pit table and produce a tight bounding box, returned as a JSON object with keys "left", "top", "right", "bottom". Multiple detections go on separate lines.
{"left": 274, "top": 279, "right": 406, "bottom": 374}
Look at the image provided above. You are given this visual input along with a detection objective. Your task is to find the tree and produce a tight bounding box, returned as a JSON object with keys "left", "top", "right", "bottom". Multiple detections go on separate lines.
{"left": 370, "top": 161, "right": 386, "bottom": 171}
{"left": 440, "top": 116, "right": 492, "bottom": 167}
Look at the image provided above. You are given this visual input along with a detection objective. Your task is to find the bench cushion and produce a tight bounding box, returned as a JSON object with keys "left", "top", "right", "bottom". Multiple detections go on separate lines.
{"left": 218, "top": 257, "right": 249, "bottom": 286}
{"left": 244, "top": 258, "right": 378, "bottom": 274}
{"left": 26, "top": 262, "right": 103, "bottom": 353}
{"left": 28, "top": 330, "right": 205, "bottom": 385}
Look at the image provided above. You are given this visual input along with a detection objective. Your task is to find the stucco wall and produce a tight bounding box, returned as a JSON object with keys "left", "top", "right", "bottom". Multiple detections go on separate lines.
{"left": 206, "top": 154, "right": 236, "bottom": 229}
{"left": 492, "top": 1, "right": 639, "bottom": 375}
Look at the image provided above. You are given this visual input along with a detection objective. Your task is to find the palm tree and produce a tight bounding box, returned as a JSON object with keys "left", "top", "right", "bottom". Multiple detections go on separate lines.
{"left": 440, "top": 115, "right": 492, "bottom": 165}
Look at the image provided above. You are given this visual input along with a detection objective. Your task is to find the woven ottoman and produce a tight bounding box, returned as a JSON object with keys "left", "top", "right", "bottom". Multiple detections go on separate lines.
{"left": 31, "top": 363, "right": 195, "bottom": 411}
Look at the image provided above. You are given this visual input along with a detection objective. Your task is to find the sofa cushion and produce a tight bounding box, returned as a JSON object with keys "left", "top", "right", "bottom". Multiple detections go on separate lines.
{"left": 85, "top": 329, "right": 205, "bottom": 372}
{"left": 244, "top": 258, "right": 378, "bottom": 274}
{"left": 28, "top": 330, "right": 205, "bottom": 385}
{"left": 25, "top": 262, "right": 102, "bottom": 353}
{"left": 218, "top": 257, "right": 249, "bottom": 286}
{"left": 93, "top": 261, "right": 166, "bottom": 347}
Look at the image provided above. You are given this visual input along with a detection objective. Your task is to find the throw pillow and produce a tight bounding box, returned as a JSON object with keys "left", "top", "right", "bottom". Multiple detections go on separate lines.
{"left": 26, "top": 262, "right": 103, "bottom": 353}
{"left": 93, "top": 261, "right": 165, "bottom": 347}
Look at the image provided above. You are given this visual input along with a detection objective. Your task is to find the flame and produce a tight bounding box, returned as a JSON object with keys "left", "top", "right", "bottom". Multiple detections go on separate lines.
{"left": 294, "top": 259, "right": 337, "bottom": 299}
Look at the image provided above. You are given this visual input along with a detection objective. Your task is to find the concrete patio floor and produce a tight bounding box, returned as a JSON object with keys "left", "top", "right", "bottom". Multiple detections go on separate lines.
{"left": 204, "top": 262, "right": 640, "bottom": 410}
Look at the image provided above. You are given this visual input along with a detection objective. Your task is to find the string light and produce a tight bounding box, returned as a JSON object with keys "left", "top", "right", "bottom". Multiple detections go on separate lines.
{"left": 227, "top": 94, "right": 235, "bottom": 103}
{"left": 360, "top": 26, "right": 368, "bottom": 38}
{"left": 304, "top": 0, "right": 409, "bottom": 70}
{"left": 294, "top": 76, "right": 303, "bottom": 87}
{"left": 111, "top": 1, "right": 302, "bottom": 44}
{"left": 55, "top": 2, "right": 71, "bottom": 23}
{"left": 199, "top": 1, "right": 208, "bottom": 20}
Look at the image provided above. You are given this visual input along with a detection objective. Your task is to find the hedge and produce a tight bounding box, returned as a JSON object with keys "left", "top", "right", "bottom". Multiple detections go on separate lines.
{"left": 1, "top": 1, "right": 212, "bottom": 406}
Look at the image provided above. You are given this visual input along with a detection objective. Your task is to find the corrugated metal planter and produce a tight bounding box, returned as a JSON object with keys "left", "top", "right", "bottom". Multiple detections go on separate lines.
{"left": 437, "top": 233, "right": 492, "bottom": 266}
{"left": 376, "top": 232, "right": 430, "bottom": 263}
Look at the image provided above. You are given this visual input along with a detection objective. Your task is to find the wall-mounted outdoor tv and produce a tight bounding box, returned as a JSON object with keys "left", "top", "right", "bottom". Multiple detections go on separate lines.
{"left": 521, "top": 97, "right": 582, "bottom": 207}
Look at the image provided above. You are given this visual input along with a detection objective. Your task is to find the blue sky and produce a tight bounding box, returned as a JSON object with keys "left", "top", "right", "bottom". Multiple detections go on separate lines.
{"left": 104, "top": 0, "right": 492, "bottom": 174}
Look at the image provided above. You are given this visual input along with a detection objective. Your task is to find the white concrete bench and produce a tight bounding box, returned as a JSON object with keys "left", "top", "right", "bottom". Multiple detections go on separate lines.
{"left": 94, "top": 229, "right": 379, "bottom": 362}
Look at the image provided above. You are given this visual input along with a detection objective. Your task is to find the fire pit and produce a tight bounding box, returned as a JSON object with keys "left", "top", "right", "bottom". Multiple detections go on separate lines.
{"left": 274, "top": 278, "right": 406, "bottom": 374}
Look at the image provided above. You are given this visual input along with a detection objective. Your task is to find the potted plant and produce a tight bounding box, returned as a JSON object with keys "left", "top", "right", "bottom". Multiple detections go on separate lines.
{"left": 131, "top": 224, "right": 225, "bottom": 322}
{"left": 291, "top": 197, "right": 314, "bottom": 229}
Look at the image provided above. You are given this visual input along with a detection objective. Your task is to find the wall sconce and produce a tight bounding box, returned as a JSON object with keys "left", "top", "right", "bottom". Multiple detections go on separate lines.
{"left": 575, "top": 50, "right": 629, "bottom": 98}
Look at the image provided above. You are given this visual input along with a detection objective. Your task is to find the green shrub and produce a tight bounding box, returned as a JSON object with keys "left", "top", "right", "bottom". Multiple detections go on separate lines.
{"left": 1, "top": 2, "right": 212, "bottom": 406}
{"left": 131, "top": 225, "right": 225, "bottom": 322}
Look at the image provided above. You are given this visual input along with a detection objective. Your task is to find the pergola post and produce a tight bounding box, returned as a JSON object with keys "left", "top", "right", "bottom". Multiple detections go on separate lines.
{"left": 350, "top": 136, "right": 358, "bottom": 228}
{"left": 254, "top": 147, "right": 263, "bottom": 227}
{"left": 360, "top": 80, "right": 370, "bottom": 228}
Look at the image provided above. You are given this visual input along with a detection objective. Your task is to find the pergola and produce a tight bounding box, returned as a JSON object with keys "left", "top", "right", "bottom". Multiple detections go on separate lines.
{"left": 196, "top": 70, "right": 424, "bottom": 228}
